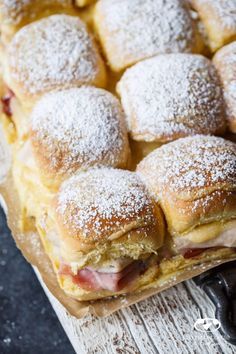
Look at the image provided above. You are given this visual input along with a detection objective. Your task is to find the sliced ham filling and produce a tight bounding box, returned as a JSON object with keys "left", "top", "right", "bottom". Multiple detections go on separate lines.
{"left": 182, "top": 247, "right": 217, "bottom": 259}
{"left": 1, "top": 89, "right": 14, "bottom": 117}
{"left": 59, "top": 259, "right": 148, "bottom": 292}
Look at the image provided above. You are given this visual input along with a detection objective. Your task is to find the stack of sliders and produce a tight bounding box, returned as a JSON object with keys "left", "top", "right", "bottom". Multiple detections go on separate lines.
{"left": 0, "top": 0, "right": 236, "bottom": 302}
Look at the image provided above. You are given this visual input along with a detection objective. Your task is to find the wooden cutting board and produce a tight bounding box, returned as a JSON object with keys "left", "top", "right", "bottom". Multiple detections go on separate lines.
{"left": 35, "top": 268, "right": 235, "bottom": 354}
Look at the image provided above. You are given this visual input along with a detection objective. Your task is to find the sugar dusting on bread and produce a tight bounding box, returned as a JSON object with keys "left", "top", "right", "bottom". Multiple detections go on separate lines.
{"left": 8, "top": 15, "right": 100, "bottom": 95}
{"left": 214, "top": 41, "right": 236, "bottom": 83}
{"left": 118, "top": 54, "right": 225, "bottom": 141}
{"left": 0, "top": 0, "right": 33, "bottom": 24}
{"left": 137, "top": 135, "right": 236, "bottom": 196}
{"left": 56, "top": 168, "right": 155, "bottom": 238}
{"left": 30, "top": 87, "right": 129, "bottom": 175}
{"left": 0, "top": 0, "right": 72, "bottom": 24}
{"left": 213, "top": 42, "right": 236, "bottom": 125}
{"left": 96, "top": 0, "right": 195, "bottom": 62}
{"left": 193, "top": 0, "right": 236, "bottom": 31}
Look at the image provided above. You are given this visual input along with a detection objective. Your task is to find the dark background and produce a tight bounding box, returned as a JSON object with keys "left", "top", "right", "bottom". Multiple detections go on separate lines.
{"left": 0, "top": 207, "right": 75, "bottom": 354}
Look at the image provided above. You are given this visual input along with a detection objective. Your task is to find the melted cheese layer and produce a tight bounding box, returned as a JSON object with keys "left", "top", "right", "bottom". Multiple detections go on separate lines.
{"left": 174, "top": 221, "right": 236, "bottom": 251}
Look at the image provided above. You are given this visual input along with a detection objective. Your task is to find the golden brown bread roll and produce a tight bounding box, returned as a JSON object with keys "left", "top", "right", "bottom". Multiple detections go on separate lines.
{"left": 37, "top": 167, "right": 165, "bottom": 300}
{"left": 11, "top": 86, "right": 130, "bottom": 219}
{"left": 29, "top": 87, "right": 130, "bottom": 189}
{"left": 190, "top": 0, "right": 236, "bottom": 52}
{"left": 3, "top": 14, "right": 106, "bottom": 109}
{"left": 213, "top": 41, "right": 236, "bottom": 133}
{"left": 0, "top": 0, "right": 77, "bottom": 44}
{"left": 137, "top": 135, "right": 236, "bottom": 254}
{"left": 94, "top": 0, "right": 202, "bottom": 72}
{"left": 117, "top": 54, "right": 226, "bottom": 159}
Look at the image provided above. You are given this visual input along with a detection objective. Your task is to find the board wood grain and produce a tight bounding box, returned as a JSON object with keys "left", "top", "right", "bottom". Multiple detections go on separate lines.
{"left": 35, "top": 269, "right": 235, "bottom": 354}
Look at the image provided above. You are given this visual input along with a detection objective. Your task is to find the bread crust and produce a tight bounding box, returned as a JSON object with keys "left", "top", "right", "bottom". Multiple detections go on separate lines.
{"left": 53, "top": 168, "right": 165, "bottom": 252}
{"left": 94, "top": 0, "right": 201, "bottom": 72}
{"left": 190, "top": 0, "right": 236, "bottom": 51}
{"left": 0, "top": 0, "right": 77, "bottom": 43}
{"left": 4, "top": 14, "right": 106, "bottom": 107}
{"left": 213, "top": 41, "right": 236, "bottom": 133}
{"left": 29, "top": 87, "right": 130, "bottom": 189}
{"left": 117, "top": 54, "right": 226, "bottom": 143}
{"left": 137, "top": 135, "right": 236, "bottom": 237}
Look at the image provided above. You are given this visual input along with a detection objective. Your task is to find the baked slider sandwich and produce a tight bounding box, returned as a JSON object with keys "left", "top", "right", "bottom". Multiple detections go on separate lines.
{"left": 213, "top": 41, "right": 236, "bottom": 133}
{"left": 12, "top": 87, "right": 130, "bottom": 220}
{"left": 137, "top": 135, "right": 236, "bottom": 260}
{"left": 1, "top": 14, "right": 106, "bottom": 139}
{"left": 94, "top": 0, "right": 202, "bottom": 72}
{"left": 190, "top": 0, "right": 236, "bottom": 52}
{"left": 117, "top": 54, "right": 226, "bottom": 161}
{"left": 0, "top": 0, "right": 76, "bottom": 44}
{"left": 36, "top": 167, "right": 165, "bottom": 301}
{"left": 0, "top": 0, "right": 97, "bottom": 44}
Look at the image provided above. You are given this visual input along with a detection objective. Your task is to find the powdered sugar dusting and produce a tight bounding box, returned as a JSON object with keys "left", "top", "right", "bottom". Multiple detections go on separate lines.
{"left": 137, "top": 135, "right": 236, "bottom": 197}
{"left": 214, "top": 42, "right": 236, "bottom": 83}
{"left": 194, "top": 0, "right": 236, "bottom": 32}
{"left": 0, "top": 0, "right": 72, "bottom": 24}
{"left": 0, "top": 0, "right": 33, "bottom": 24}
{"left": 214, "top": 42, "right": 236, "bottom": 125}
{"left": 30, "top": 87, "right": 129, "bottom": 176}
{"left": 8, "top": 15, "right": 101, "bottom": 96}
{"left": 57, "top": 168, "right": 155, "bottom": 238}
{"left": 118, "top": 54, "right": 225, "bottom": 141}
{"left": 96, "top": 0, "right": 195, "bottom": 68}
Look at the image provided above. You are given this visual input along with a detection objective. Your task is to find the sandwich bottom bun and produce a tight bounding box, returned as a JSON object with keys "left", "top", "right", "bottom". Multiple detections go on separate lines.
{"left": 57, "top": 256, "right": 160, "bottom": 301}
{"left": 47, "top": 242, "right": 235, "bottom": 301}
{"left": 58, "top": 247, "right": 236, "bottom": 301}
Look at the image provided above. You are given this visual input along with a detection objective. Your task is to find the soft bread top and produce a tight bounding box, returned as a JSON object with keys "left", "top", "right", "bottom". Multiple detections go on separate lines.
{"left": 94, "top": 0, "right": 200, "bottom": 72}
{"left": 4, "top": 14, "right": 106, "bottom": 105}
{"left": 0, "top": 0, "right": 73, "bottom": 26}
{"left": 53, "top": 167, "right": 165, "bottom": 254}
{"left": 0, "top": 0, "right": 92, "bottom": 43}
{"left": 30, "top": 87, "right": 130, "bottom": 188}
{"left": 117, "top": 54, "right": 226, "bottom": 142}
{"left": 190, "top": 0, "right": 236, "bottom": 51}
{"left": 137, "top": 135, "right": 236, "bottom": 236}
{"left": 213, "top": 41, "right": 236, "bottom": 133}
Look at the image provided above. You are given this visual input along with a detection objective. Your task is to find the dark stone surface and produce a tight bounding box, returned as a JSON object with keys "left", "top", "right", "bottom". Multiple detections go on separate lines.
{"left": 0, "top": 207, "right": 75, "bottom": 354}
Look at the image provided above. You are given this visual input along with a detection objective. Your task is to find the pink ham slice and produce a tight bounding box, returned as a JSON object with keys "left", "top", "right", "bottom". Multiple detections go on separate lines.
{"left": 59, "top": 260, "right": 147, "bottom": 292}
{"left": 1, "top": 89, "right": 15, "bottom": 117}
{"left": 182, "top": 248, "right": 211, "bottom": 259}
